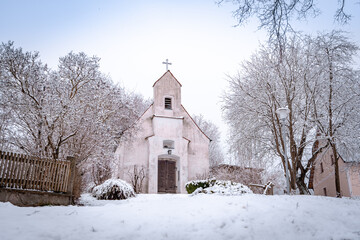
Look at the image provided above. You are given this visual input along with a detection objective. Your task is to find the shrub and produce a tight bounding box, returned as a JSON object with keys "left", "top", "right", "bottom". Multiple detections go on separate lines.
{"left": 185, "top": 179, "right": 216, "bottom": 194}
{"left": 186, "top": 179, "right": 253, "bottom": 196}
{"left": 92, "top": 179, "right": 135, "bottom": 200}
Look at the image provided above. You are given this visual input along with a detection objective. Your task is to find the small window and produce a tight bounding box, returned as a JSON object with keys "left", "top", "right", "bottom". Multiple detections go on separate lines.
{"left": 163, "top": 140, "right": 174, "bottom": 149}
{"left": 320, "top": 162, "right": 324, "bottom": 173}
{"left": 323, "top": 187, "right": 327, "bottom": 196}
{"left": 330, "top": 155, "right": 334, "bottom": 165}
{"left": 164, "top": 97, "right": 172, "bottom": 110}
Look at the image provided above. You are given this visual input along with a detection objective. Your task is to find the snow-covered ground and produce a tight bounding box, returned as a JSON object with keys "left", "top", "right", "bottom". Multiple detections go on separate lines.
{"left": 1, "top": 194, "right": 360, "bottom": 240}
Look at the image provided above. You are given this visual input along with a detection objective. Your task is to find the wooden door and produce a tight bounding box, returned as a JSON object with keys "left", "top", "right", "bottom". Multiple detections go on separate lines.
{"left": 158, "top": 160, "right": 176, "bottom": 193}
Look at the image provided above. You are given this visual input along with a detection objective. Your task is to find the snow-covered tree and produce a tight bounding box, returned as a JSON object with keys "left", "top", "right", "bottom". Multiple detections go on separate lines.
{"left": 222, "top": 32, "right": 359, "bottom": 194}
{"left": 0, "top": 41, "right": 149, "bottom": 189}
{"left": 310, "top": 31, "right": 359, "bottom": 197}
{"left": 192, "top": 114, "right": 224, "bottom": 166}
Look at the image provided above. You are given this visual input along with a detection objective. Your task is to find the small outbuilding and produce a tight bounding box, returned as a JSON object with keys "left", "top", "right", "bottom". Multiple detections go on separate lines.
{"left": 309, "top": 140, "right": 360, "bottom": 197}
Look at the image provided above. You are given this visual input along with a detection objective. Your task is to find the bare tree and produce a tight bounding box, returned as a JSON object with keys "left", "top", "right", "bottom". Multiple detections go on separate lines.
{"left": 127, "top": 165, "right": 147, "bottom": 193}
{"left": 217, "top": 0, "right": 357, "bottom": 55}
{"left": 91, "top": 158, "right": 112, "bottom": 186}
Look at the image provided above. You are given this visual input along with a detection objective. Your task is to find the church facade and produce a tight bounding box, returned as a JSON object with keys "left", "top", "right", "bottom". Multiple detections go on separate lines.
{"left": 114, "top": 71, "right": 210, "bottom": 193}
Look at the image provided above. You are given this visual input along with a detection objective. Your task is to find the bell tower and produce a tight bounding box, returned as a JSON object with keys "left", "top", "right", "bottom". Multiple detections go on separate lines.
{"left": 152, "top": 70, "right": 182, "bottom": 117}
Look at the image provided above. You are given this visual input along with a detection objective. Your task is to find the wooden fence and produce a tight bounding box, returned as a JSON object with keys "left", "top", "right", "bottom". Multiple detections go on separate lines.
{"left": 0, "top": 151, "right": 73, "bottom": 193}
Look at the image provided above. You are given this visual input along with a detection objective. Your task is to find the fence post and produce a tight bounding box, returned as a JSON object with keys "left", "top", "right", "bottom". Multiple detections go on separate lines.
{"left": 264, "top": 181, "right": 274, "bottom": 195}
{"left": 66, "top": 156, "right": 76, "bottom": 204}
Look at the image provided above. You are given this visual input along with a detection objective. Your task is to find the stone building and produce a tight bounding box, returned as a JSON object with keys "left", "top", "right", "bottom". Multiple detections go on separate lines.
{"left": 210, "top": 164, "right": 264, "bottom": 193}
{"left": 114, "top": 71, "right": 211, "bottom": 193}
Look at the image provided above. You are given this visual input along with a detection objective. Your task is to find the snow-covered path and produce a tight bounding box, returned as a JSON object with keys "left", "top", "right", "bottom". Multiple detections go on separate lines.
{"left": 1, "top": 194, "right": 360, "bottom": 240}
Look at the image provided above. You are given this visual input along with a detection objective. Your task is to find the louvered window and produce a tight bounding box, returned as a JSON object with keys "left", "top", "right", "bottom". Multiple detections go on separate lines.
{"left": 165, "top": 97, "right": 172, "bottom": 110}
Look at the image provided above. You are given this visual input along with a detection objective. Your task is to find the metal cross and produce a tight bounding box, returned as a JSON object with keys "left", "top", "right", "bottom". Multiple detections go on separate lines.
{"left": 162, "top": 59, "right": 172, "bottom": 71}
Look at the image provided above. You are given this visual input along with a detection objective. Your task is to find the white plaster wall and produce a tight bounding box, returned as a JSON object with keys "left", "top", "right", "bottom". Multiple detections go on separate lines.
{"left": 152, "top": 116, "right": 183, "bottom": 138}
{"left": 182, "top": 111, "right": 210, "bottom": 181}
{"left": 114, "top": 105, "right": 154, "bottom": 192}
{"left": 114, "top": 71, "right": 210, "bottom": 194}
{"left": 147, "top": 116, "right": 189, "bottom": 193}
{"left": 153, "top": 72, "right": 182, "bottom": 117}
{"left": 179, "top": 138, "right": 189, "bottom": 192}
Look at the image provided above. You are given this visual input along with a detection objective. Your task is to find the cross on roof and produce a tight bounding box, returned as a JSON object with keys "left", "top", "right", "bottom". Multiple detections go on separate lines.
{"left": 162, "top": 59, "right": 172, "bottom": 71}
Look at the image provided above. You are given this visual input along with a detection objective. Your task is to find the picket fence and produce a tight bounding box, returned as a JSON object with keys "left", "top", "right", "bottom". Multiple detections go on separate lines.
{"left": 0, "top": 151, "right": 72, "bottom": 193}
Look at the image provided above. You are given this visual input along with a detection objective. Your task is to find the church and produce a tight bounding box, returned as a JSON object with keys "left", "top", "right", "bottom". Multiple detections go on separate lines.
{"left": 114, "top": 70, "right": 211, "bottom": 193}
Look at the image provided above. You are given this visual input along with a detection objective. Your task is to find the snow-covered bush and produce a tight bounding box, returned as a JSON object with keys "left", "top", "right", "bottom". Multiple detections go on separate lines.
{"left": 185, "top": 179, "right": 216, "bottom": 194}
{"left": 92, "top": 179, "right": 135, "bottom": 200}
{"left": 186, "top": 179, "right": 253, "bottom": 196}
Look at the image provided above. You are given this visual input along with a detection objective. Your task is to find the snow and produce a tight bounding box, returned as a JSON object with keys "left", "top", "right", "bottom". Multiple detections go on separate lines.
{"left": 189, "top": 180, "right": 253, "bottom": 195}
{"left": 92, "top": 179, "right": 135, "bottom": 200}
{"left": 1, "top": 194, "right": 360, "bottom": 240}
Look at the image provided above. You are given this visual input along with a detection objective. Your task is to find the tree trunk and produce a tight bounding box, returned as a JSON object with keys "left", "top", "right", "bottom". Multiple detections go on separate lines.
{"left": 328, "top": 59, "right": 341, "bottom": 198}
{"left": 296, "top": 177, "right": 310, "bottom": 195}
{"left": 331, "top": 143, "right": 342, "bottom": 197}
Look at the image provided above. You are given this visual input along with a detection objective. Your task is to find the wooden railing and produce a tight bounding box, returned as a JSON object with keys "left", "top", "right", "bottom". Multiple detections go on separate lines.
{"left": 0, "top": 151, "right": 73, "bottom": 193}
{"left": 249, "top": 181, "right": 275, "bottom": 195}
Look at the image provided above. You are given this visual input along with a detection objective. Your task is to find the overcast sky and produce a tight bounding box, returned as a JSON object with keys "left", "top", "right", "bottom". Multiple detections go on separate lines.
{"left": 1, "top": 0, "right": 359, "bottom": 156}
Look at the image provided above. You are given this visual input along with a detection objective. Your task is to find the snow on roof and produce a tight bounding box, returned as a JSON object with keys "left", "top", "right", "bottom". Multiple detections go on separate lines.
{"left": 336, "top": 144, "right": 360, "bottom": 163}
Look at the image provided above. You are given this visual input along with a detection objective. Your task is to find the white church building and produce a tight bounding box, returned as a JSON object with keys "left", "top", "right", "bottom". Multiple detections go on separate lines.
{"left": 114, "top": 70, "right": 210, "bottom": 193}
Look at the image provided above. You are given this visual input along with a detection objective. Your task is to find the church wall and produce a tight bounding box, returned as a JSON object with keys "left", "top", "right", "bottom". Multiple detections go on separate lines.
{"left": 146, "top": 136, "right": 189, "bottom": 194}
{"left": 152, "top": 116, "right": 183, "bottom": 138}
{"left": 114, "top": 105, "right": 154, "bottom": 193}
{"left": 179, "top": 138, "right": 190, "bottom": 192}
{"left": 114, "top": 71, "right": 210, "bottom": 194}
{"left": 182, "top": 113, "right": 210, "bottom": 181}
{"left": 147, "top": 116, "right": 189, "bottom": 193}
{"left": 153, "top": 74, "right": 182, "bottom": 117}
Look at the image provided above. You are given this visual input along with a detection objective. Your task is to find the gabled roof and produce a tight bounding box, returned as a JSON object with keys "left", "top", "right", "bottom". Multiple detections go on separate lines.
{"left": 124, "top": 71, "right": 210, "bottom": 142}
{"left": 152, "top": 70, "right": 182, "bottom": 87}
{"left": 120, "top": 103, "right": 153, "bottom": 136}
{"left": 129, "top": 103, "right": 211, "bottom": 143}
{"left": 181, "top": 104, "right": 211, "bottom": 142}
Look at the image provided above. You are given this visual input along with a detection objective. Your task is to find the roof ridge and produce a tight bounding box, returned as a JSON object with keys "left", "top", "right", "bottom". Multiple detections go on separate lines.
{"left": 152, "top": 70, "right": 182, "bottom": 87}
{"left": 181, "top": 104, "right": 212, "bottom": 142}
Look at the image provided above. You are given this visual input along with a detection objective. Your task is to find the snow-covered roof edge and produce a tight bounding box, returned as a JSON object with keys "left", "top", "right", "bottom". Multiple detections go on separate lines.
{"left": 337, "top": 147, "right": 359, "bottom": 164}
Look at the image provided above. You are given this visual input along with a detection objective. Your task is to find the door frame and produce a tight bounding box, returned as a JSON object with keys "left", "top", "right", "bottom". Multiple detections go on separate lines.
{"left": 157, "top": 154, "right": 179, "bottom": 193}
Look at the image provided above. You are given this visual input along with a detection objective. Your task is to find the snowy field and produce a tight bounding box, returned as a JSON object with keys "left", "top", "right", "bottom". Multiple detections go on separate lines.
{"left": 1, "top": 194, "right": 360, "bottom": 240}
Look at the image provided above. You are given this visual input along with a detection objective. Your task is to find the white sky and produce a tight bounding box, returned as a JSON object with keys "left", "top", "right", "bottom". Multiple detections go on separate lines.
{"left": 1, "top": 0, "right": 359, "bottom": 157}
